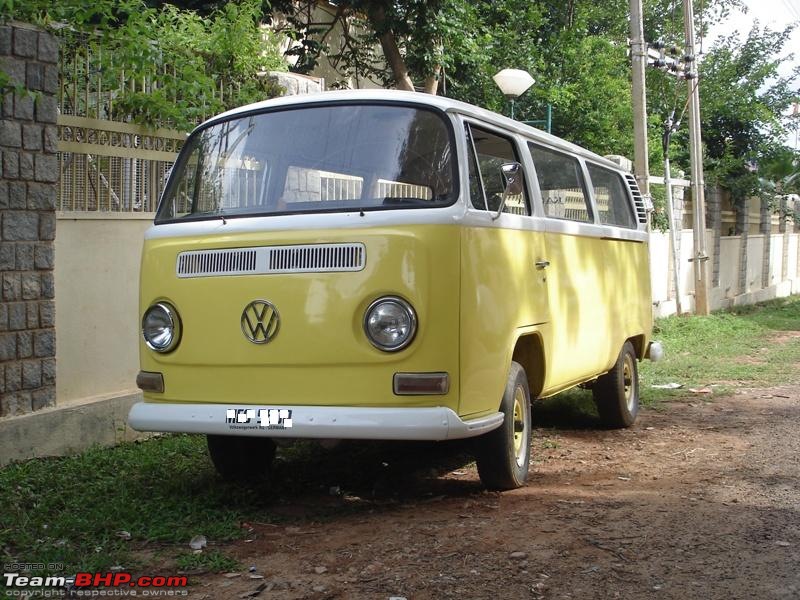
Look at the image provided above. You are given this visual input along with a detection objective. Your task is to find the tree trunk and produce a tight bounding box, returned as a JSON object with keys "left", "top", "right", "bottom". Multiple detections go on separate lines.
{"left": 423, "top": 65, "right": 440, "bottom": 95}
{"left": 368, "top": 4, "right": 415, "bottom": 92}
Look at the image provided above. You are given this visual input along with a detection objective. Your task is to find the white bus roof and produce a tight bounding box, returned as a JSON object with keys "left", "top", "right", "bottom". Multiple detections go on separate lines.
{"left": 201, "top": 89, "right": 628, "bottom": 173}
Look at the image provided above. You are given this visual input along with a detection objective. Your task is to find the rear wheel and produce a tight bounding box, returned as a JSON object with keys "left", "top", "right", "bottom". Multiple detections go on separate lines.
{"left": 206, "top": 435, "right": 276, "bottom": 482}
{"left": 593, "top": 341, "right": 639, "bottom": 428}
{"left": 474, "top": 361, "right": 531, "bottom": 490}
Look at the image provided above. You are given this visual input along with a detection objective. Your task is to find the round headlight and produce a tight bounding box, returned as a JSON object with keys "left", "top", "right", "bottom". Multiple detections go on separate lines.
{"left": 364, "top": 296, "right": 417, "bottom": 352}
{"left": 142, "top": 302, "right": 181, "bottom": 353}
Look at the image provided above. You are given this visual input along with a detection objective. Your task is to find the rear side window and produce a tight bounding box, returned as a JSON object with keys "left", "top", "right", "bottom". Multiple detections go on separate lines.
{"left": 587, "top": 164, "right": 637, "bottom": 229}
{"left": 528, "top": 143, "right": 592, "bottom": 222}
{"left": 467, "top": 125, "right": 529, "bottom": 216}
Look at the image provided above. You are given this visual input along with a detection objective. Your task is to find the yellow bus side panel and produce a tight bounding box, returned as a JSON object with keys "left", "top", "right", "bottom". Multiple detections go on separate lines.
{"left": 460, "top": 226, "right": 653, "bottom": 412}
{"left": 541, "top": 232, "right": 653, "bottom": 395}
{"left": 459, "top": 226, "right": 550, "bottom": 417}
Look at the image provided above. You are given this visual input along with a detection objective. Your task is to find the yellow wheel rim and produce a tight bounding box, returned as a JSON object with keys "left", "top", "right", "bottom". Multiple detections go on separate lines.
{"left": 623, "top": 354, "right": 635, "bottom": 412}
{"left": 512, "top": 386, "right": 526, "bottom": 466}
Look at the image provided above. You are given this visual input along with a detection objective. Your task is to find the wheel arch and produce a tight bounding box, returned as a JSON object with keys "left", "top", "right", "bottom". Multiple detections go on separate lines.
{"left": 626, "top": 333, "right": 647, "bottom": 360}
{"left": 511, "top": 331, "right": 546, "bottom": 399}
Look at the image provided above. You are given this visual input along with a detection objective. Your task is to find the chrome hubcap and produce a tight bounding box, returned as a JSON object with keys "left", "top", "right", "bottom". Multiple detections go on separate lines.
{"left": 623, "top": 355, "right": 636, "bottom": 412}
{"left": 512, "top": 387, "right": 527, "bottom": 466}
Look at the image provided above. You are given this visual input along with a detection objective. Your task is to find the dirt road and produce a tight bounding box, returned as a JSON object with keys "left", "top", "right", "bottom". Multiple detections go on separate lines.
{"left": 188, "top": 387, "right": 800, "bottom": 599}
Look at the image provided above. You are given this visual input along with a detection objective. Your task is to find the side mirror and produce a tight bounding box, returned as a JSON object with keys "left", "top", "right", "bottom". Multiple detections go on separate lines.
{"left": 492, "top": 162, "right": 523, "bottom": 220}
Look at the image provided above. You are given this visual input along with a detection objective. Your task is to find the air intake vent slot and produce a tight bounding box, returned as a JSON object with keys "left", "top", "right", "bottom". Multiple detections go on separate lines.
{"left": 268, "top": 244, "right": 364, "bottom": 272}
{"left": 176, "top": 243, "right": 366, "bottom": 278}
{"left": 177, "top": 249, "right": 258, "bottom": 277}
{"left": 624, "top": 174, "right": 649, "bottom": 225}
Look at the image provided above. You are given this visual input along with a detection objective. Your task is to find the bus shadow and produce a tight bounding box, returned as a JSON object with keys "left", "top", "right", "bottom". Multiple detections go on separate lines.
{"left": 198, "top": 392, "right": 611, "bottom": 513}
{"left": 532, "top": 388, "right": 602, "bottom": 429}
{"left": 267, "top": 438, "right": 482, "bottom": 505}
{"left": 262, "top": 391, "right": 604, "bottom": 504}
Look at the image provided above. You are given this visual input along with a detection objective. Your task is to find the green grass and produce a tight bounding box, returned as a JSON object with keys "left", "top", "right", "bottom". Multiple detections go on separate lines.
{"left": 0, "top": 435, "right": 476, "bottom": 583}
{"left": 0, "top": 434, "right": 279, "bottom": 581}
{"left": 640, "top": 296, "right": 800, "bottom": 403}
{"left": 2, "top": 297, "right": 800, "bottom": 584}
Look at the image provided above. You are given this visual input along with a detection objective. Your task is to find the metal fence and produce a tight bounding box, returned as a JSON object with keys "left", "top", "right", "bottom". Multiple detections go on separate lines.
{"left": 56, "top": 29, "right": 189, "bottom": 214}
{"left": 57, "top": 116, "right": 184, "bottom": 212}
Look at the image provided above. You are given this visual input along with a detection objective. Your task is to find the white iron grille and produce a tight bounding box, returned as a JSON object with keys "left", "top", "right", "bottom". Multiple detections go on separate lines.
{"left": 176, "top": 243, "right": 366, "bottom": 278}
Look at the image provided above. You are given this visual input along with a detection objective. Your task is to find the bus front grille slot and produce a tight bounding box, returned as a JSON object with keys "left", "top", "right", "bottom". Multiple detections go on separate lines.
{"left": 176, "top": 243, "right": 366, "bottom": 278}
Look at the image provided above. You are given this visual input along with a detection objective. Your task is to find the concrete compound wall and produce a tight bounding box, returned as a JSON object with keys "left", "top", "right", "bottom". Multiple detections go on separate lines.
{"left": 54, "top": 214, "right": 151, "bottom": 405}
{"left": 651, "top": 230, "right": 800, "bottom": 317}
{"left": 0, "top": 214, "right": 149, "bottom": 466}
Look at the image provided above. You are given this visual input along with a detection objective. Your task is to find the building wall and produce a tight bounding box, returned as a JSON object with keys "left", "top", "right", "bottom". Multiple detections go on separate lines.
{"left": 275, "top": 3, "right": 384, "bottom": 90}
{"left": 0, "top": 22, "right": 59, "bottom": 417}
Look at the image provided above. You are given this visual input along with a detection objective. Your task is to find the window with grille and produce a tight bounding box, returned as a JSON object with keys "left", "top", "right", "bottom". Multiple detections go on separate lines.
{"left": 586, "top": 164, "right": 637, "bottom": 229}
{"left": 528, "top": 143, "right": 592, "bottom": 223}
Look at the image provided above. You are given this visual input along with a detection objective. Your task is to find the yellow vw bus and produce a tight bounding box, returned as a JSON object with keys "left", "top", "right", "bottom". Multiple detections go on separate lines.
{"left": 128, "top": 90, "right": 661, "bottom": 490}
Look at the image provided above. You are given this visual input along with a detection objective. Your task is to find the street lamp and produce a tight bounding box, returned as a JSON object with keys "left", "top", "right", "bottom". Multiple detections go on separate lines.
{"left": 493, "top": 68, "right": 534, "bottom": 120}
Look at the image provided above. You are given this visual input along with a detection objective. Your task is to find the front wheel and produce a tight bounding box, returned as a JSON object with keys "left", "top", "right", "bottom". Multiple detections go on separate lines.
{"left": 593, "top": 341, "right": 639, "bottom": 428}
{"left": 474, "top": 361, "right": 532, "bottom": 490}
{"left": 206, "top": 435, "right": 276, "bottom": 482}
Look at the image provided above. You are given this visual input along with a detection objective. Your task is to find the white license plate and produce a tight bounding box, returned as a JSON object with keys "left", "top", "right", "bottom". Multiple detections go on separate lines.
{"left": 225, "top": 408, "right": 293, "bottom": 430}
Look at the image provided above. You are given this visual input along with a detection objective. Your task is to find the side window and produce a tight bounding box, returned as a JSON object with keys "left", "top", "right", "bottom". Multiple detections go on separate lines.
{"left": 586, "top": 164, "right": 637, "bottom": 229}
{"left": 528, "top": 143, "right": 592, "bottom": 222}
{"left": 467, "top": 125, "right": 529, "bottom": 216}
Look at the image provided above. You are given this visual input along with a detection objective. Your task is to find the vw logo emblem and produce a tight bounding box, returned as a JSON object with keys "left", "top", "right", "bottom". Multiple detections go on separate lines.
{"left": 241, "top": 300, "right": 280, "bottom": 344}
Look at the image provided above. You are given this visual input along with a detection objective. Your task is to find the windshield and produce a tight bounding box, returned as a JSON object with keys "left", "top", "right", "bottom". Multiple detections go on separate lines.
{"left": 156, "top": 104, "right": 457, "bottom": 222}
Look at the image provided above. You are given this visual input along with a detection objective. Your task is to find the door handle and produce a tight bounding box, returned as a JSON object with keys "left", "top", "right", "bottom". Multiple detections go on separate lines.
{"left": 535, "top": 259, "right": 550, "bottom": 269}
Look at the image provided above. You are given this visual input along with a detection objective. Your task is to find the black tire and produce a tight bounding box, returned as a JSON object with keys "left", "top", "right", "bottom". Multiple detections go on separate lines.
{"left": 474, "top": 361, "right": 532, "bottom": 490}
{"left": 206, "top": 435, "right": 276, "bottom": 482}
{"left": 593, "top": 341, "right": 639, "bottom": 428}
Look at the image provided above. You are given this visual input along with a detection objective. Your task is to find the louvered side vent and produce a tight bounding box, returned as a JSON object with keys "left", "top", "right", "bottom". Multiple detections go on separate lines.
{"left": 176, "top": 243, "right": 366, "bottom": 278}
{"left": 624, "top": 174, "right": 649, "bottom": 225}
{"left": 176, "top": 248, "right": 258, "bottom": 278}
{"left": 266, "top": 243, "right": 365, "bottom": 273}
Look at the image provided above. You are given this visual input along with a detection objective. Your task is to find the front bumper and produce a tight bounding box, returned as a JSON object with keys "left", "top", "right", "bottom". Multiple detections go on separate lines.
{"left": 127, "top": 402, "right": 503, "bottom": 441}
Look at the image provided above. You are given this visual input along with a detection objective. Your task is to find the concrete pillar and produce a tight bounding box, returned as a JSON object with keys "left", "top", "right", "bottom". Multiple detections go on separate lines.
{"left": 707, "top": 185, "right": 722, "bottom": 287}
{"left": 737, "top": 197, "right": 749, "bottom": 294}
{"left": 760, "top": 196, "right": 770, "bottom": 289}
{"left": 0, "top": 22, "right": 59, "bottom": 416}
{"left": 780, "top": 197, "right": 789, "bottom": 281}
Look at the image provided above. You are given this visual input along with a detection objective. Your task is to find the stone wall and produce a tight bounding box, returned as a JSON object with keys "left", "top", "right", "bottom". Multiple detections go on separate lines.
{"left": 0, "top": 22, "right": 59, "bottom": 417}
{"left": 268, "top": 71, "right": 323, "bottom": 96}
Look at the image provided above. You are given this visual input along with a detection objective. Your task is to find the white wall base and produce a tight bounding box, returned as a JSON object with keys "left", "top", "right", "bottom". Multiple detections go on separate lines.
{"left": 0, "top": 391, "right": 147, "bottom": 467}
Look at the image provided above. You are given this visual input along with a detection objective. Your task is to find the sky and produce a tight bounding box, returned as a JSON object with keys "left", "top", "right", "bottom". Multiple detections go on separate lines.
{"left": 705, "top": 0, "right": 800, "bottom": 64}
{"left": 706, "top": 0, "right": 800, "bottom": 147}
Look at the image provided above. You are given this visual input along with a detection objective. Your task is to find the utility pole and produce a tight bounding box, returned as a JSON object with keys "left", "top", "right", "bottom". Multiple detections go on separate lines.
{"left": 683, "top": 0, "right": 710, "bottom": 315}
{"left": 629, "top": 0, "right": 651, "bottom": 201}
